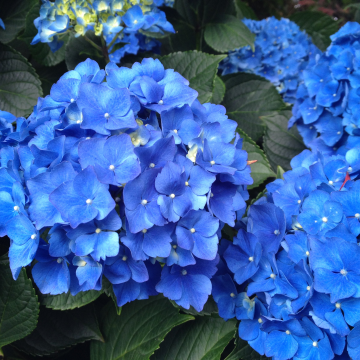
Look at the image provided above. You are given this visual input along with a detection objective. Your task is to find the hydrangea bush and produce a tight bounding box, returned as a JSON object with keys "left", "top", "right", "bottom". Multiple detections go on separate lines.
{"left": 219, "top": 17, "right": 321, "bottom": 103}
{"left": 212, "top": 147, "right": 360, "bottom": 360}
{"left": 290, "top": 22, "right": 360, "bottom": 154}
{"left": 31, "top": 0, "right": 174, "bottom": 62}
{"left": 0, "top": 57, "right": 253, "bottom": 310}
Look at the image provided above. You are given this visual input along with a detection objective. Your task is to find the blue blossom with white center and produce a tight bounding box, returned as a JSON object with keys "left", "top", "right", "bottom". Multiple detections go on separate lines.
{"left": 0, "top": 57, "right": 253, "bottom": 313}
{"left": 220, "top": 17, "right": 320, "bottom": 103}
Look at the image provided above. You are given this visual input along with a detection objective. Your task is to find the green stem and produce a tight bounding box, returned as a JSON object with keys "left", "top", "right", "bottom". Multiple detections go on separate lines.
{"left": 0, "top": 347, "right": 4, "bottom": 359}
{"left": 83, "top": 35, "right": 103, "bottom": 52}
{"left": 107, "top": 29, "right": 124, "bottom": 51}
{"left": 100, "top": 36, "right": 110, "bottom": 64}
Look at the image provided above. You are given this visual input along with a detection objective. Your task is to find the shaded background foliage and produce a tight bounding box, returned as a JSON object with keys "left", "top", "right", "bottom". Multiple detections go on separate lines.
{"left": 0, "top": 0, "right": 358, "bottom": 359}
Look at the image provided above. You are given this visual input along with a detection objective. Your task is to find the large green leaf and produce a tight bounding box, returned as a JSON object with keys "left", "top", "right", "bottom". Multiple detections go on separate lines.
{"left": 90, "top": 296, "right": 194, "bottom": 360}
{"left": 210, "top": 76, "right": 226, "bottom": 104}
{"left": 13, "top": 305, "right": 103, "bottom": 356}
{"left": 234, "top": 0, "right": 258, "bottom": 20}
{"left": 238, "top": 129, "right": 275, "bottom": 189}
{"left": 152, "top": 316, "right": 237, "bottom": 360}
{"left": 290, "top": 11, "right": 338, "bottom": 51}
{"left": 19, "top": 4, "right": 68, "bottom": 67}
{"left": 263, "top": 111, "right": 306, "bottom": 171}
{"left": 226, "top": 337, "right": 268, "bottom": 360}
{"left": 40, "top": 290, "right": 102, "bottom": 311}
{"left": 170, "top": 296, "right": 218, "bottom": 316}
{"left": 222, "top": 73, "right": 287, "bottom": 141}
{"left": 36, "top": 62, "right": 68, "bottom": 96}
{"left": 0, "top": 0, "right": 37, "bottom": 44}
{"left": 0, "top": 44, "right": 42, "bottom": 117}
{"left": 0, "top": 255, "right": 39, "bottom": 348}
{"left": 204, "top": 15, "right": 255, "bottom": 53}
{"left": 65, "top": 33, "right": 106, "bottom": 71}
{"left": 161, "top": 51, "right": 226, "bottom": 103}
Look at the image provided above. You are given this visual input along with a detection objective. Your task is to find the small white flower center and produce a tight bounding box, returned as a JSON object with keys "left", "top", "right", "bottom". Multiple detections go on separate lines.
{"left": 335, "top": 302, "right": 341, "bottom": 308}
{"left": 270, "top": 273, "right": 276, "bottom": 279}
{"left": 86, "top": 199, "right": 92, "bottom": 205}
{"left": 320, "top": 79, "right": 323, "bottom": 82}
{"left": 172, "top": 244, "right": 177, "bottom": 249}
{"left": 210, "top": 193, "right": 214, "bottom": 198}
{"left": 142, "top": 229, "right": 147, "bottom": 234}
{"left": 210, "top": 160, "right": 215, "bottom": 165}
{"left": 340, "top": 269, "right": 347, "bottom": 276}
{"left": 274, "top": 229, "right": 280, "bottom": 235}
{"left": 141, "top": 199, "right": 148, "bottom": 205}
{"left": 31, "top": 234, "right": 37, "bottom": 240}
{"left": 109, "top": 164, "right": 115, "bottom": 170}
{"left": 329, "top": 180, "right": 334, "bottom": 185}
{"left": 348, "top": 167, "right": 353, "bottom": 172}
{"left": 149, "top": 163, "right": 155, "bottom": 168}
{"left": 322, "top": 217, "right": 328, "bottom": 223}
{"left": 158, "top": 100, "right": 164, "bottom": 105}
{"left": 70, "top": 98, "right": 75, "bottom": 103}
{"left": 13, "top": 205, "right": 20, "bottom": 211}
{"left": 347, "top": 67, "right": 351, "bottom": 71}
{"left": 170, "top": 194, "right": 175, "bottom": 199}
{"left": 313, "top": 342, "right": 318, "bottom": 347}
{"left": 122, "top": 256, "right": 127, "bottom": 261}
{"left": 286, "top": 330, "right": 291, "bottom": 335}
{"left": 355, "top": 213, "right": 360, "bottom": 218}
{"left": 76, "top": 120, "right": 82, "bottom": 124}
{"left": 249, "top": 256, "right": 254, "bottom": 262}
{"left": 133, "top": 19, "right": 138, "bottom": 24}
{"left": 57, "top": 258, "right": 63, "bottom": 263}
{"left": 307, "top": 286, "right": 311, "bottom": 291}
{"left": 185, "top": 181, "right": 189, "bottom": 186}
{"left": 258, "top": 318, "right": 263, "bottom": 324}
{"left": 230, "top": 293, "right": 235, "bottom": 298}
{"left": 115, "top": 197, "right": 121, "bottom": 203}
{"left": 182, "top": 269, "right": 187, "bottom": 275}
{"left": 190, "top": 228, "right": 196, "bottom": 233}
{"left": 333, "top": 94, "right": 337, "bottom": 97}
{"left": 306, "top": 251, "right": 310, "bottom": 256}
{"left": 104, "top": 113, "right": 110, "bottom": 118}
{"left": 173, "top": 129, "right": 178, "bottom": 133}
{"left": 297, "top": 200, "right": 301, "bottom": 204}
{"left": 95, "top": 228, "right": 101, "bottom": 234}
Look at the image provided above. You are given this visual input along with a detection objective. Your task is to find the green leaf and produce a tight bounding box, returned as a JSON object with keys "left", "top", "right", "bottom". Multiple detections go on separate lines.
{"left": 0, "top": 44, "right": 42, "bottom": 117}
{"left": 263, "top": 111, "right": 306, "bottom": 171}
{"left": 233, "top": 0, "right": 258, "bottom": 20}
{"left": 210, "top": 76, "right": 226, "bottom": 104}
{"left": 0, "top": 0, "right": 37, "bottom": 44}
{"left": 102, "top": 277, "right": 122, "bottom": 315}
{"left": 226, "top": 337, "right": 268, "bottom": 360}
{"left": 276, "top": 165, "right": 285, "bottom": 180}
{"left": 204, "top": 15, "right": 255, "bottom": 53}
{"left": 36, "top": 62, "right": 68, "bottom": 96}
{"left": 161, "top": 51, "right": 226, "bottom": 103}
{"left": 170, "top": 296, "right": 218, "bottom": 316}
{"left": 0, "top": 255, "right": 39, "bottom": 348}
{"left": 222, "top": 73, "right": 286, "bottom": 141}
{"left": 40, "top": 290, "right": 102, "bottom": 311}
{"left": 19, "top": 3, "right": 68, "bottom": 67}
{"left": 152, "top": 316, "right": 237, "bottom": 360}
{"left": 237, "top": 128, "right": 275, "bottom": 189}
{"left": 13, "top": 305, "right": 103, "bottom": 356}
{"left": 65, "top": 33, "right": 106, "bottom": 71}
{"left": 290, "top": 11, "right": 338, "bottom": 51}
{"left": 90, "top": 296, "right": 194, "bottom": 360}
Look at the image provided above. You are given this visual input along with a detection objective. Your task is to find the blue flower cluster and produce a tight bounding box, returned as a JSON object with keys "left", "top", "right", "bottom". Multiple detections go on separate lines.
{"left": 212, "top": 147, "right": 360, "bottom": 360}
{"left": 0, "top": 58, "right": 253, "bottom": 310}
{"left": 219, "top": 17, "right": 321, "bottom": 103}
{"left": 31, "top": 0, "right": 173, "bottom": 60}
{"left": 290, "top": 22, "right": 360, "bottom": 156}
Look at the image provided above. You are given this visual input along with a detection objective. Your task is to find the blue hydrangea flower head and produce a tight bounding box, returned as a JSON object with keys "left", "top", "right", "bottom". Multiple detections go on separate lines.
{"left": 0, "top": 57, "right": 253, "bottom": 313}
{"left": 220, "top": 17, "right": 321, "bottom": 103}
